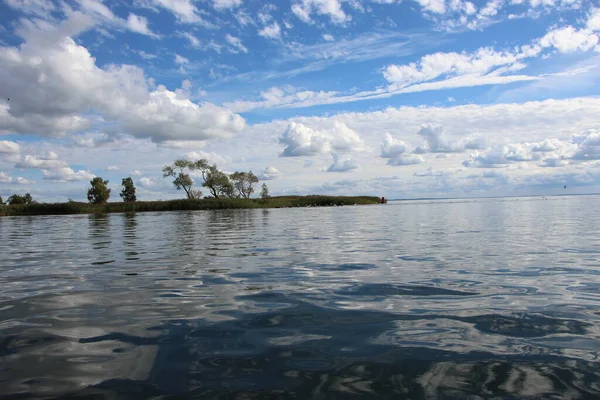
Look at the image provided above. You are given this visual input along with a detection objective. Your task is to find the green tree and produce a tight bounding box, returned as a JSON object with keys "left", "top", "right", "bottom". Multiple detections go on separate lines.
{"left": 7, "top": 193, "right": 33, "bottom": 205}
{"left": 203, "top": 165, "right": 234, "bottom": 199}
{"left": 120, "top": 177, "right": 137, "bottom": 202}
{"left": 162, "top": 160, "right": 199, "bottom": 199}
{"left": 230, "top": 171, "right": 259, "bottom": 199}
{"left": 260, "top": 183, "right": 269, "bottom": 200}
{"left": 87, "top": 177, "right": 111, "bottom": 204}
{"left": 0, "top": 196, "right": 3, "bottom": 206}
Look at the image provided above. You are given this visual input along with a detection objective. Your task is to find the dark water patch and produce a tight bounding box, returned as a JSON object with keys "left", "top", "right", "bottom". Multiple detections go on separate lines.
{"left": 317, "top": 263, "right": 377, "bottom": 271}
{"left": 462, "top": 313, "right": 590, "bottom": 337}
{"left": 397, "top": 255, "right": 438, "bottom": 262}
{"left": 337, "top": 283, "right": 478, "bottom": 297}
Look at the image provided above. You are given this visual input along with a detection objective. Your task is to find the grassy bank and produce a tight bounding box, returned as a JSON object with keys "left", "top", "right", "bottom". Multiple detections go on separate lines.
{"left": 0, "top": 196, "right": 382, "bottom": 216}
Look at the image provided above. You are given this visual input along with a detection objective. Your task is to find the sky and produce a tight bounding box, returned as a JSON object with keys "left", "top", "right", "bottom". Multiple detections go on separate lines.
{"left": 1, "top": 0, "right": 600, "bottom": 201}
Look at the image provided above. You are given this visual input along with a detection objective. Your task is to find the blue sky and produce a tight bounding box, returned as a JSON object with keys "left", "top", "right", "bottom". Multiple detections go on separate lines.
{"left": 1, "top": 0, "right": 600, "bottom": 201}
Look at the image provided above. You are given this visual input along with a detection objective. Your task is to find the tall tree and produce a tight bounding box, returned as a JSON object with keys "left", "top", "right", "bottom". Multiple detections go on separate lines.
{"left": 202, "top": 165, "right": 234, "bottom": 199}
{"left": 87, "top": 177, "right": 111, "bottom": 204}
{"left": 230, "top": 171, "right": 259, "bottom": 199}
{"left": 260, "top": 183, "right": 269, "bottom": 200}
{"left": 162, "top": 160, "right": 196, "bottom": 199}
{"left": 7, "top": 193, "right": 33, "bottom": 205}
{"left": 0, "top": 196, "right": 3, "bottom": 206}
{"left": 120, "top": 177, "right": 137, "bottom": 202}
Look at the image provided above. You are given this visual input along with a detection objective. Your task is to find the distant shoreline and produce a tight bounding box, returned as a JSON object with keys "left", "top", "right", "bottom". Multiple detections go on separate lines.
{"left": 0, "top": 196, "right": 383, "bottom": 217}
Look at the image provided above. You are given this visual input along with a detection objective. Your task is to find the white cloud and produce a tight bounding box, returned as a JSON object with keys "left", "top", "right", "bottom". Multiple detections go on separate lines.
{"left": 174, "top": 53, "right": 189, "bottom": 64}
{"left": 258, "top": 166, "right": 282, "bottom": 180}
{"left": 387, "top": 154, "right": 425, "bottom": 166}
{"left": 142, "top": 0, "right": 207, "bottom": 24}
{"left": 258, "top": 22, "right": 281, "bottom": 40}
{"left": 323, "top": 33, "right": 335, "bottom": 41}
{"left": 139, "top": 177, "right": 156, "bottom": 187}
{"left": 42, "top": 167, "right": 95, "bottom": 182}
{"left": 235, "top": 10, "right": 254, "bottom": 26}
{"left": 327, "top": 153, "right": 360, "bottom": 172}
{"left": 126, "top": 13, "right": 159, "bottom": 38}
{"left": 16, "top": 154, "right": 68, "bottom": 169}
{"left": 383, "top": 47, "right": 528, "bottom": 90}
{"left": 588, "top": 8, "right": 600, "bottom": 31}
{"left": 4, "top": 0, "right": 56, "bottom": 17}
{"left": 291, "top": 0, "right": 350, "bottom": 24}
{"left": 0, "top": 14, "right": 245, "bottom": 142}
{"left": 278, "top": 121, "right": 363, "bottom": 157}
{"left": 16, "top": 176, "right": 34, "bottom": 184}
{"left": 79, "top": 0, "right": 116, "bottom": 20}
{"left": 106, "top": 165, "right": 120, "bottom": 171}
{"left": 132, "top": 169, "right": 143, "bottom": 176}
{"left": 212, "top": 0, "right": 243, "bottom": 10}
{"left": 225, "top": 86, "right": 338, "bottom": 112}
{"left": 279, "top": 122, "right": 331, "bottom": 156}
{"left": 462, "top": 134, "right": 585, "bottom": 168}
{"left": 539, "top": 26, "right": 599, "bottom": 53}
{"left": 0, "top": 140, "right": 21, "bottom": 162}
{"left": 0, "top": 171, "right": 12, "bottom": 183}
{"left": 380, "top": 133, "right": 409, "bottom": 158}
{"left": 417, "top": 124, "right": 486, "bottom": 153}
{"left": 180, "top": 31, "right": 201, "bottom": 47}
{"left": 225, "top": 34, "right": 248, "bottom": 53}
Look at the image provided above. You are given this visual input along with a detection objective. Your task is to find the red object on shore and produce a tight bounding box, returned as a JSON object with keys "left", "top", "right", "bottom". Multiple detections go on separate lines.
{"left": 381, "top": 197, "right": 385, "bottom": 204}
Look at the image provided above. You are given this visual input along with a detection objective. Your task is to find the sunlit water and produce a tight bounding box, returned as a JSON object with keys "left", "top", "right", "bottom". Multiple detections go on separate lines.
{"left": 2, "top": 195, "right": 600, "bottom": 399}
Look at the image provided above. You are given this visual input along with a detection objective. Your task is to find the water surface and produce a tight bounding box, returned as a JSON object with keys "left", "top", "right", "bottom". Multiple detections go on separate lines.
{"left": 2, "top": 195, "right": 600, "bottom": 398}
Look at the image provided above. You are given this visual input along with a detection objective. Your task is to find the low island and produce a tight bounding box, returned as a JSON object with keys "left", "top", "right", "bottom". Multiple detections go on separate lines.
{"left": 1, "top": 158, "right": 384, "bottom": 217}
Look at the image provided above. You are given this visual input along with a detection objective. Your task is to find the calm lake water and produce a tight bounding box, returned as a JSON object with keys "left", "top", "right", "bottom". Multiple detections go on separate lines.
{"left": 2, "top": 195, "right": 600, "bottom": 399}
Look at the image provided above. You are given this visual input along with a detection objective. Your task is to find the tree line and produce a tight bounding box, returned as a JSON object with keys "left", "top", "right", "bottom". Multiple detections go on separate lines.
{"left": 162, "top": 159, "right": 267, "bottom": 200}
{"left": 1, "top": 159, "right": 270, "bottom": 206}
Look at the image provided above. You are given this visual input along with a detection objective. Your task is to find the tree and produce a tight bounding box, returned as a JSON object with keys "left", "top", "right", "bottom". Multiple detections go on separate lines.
{"left": 230, "top": 171, "right": 259, "bottom": 199}
{"left": 120, "top": 177, "right": 137, "bottom": 202}
{"left": 7, "top": 193, "right": 33, "bottom": 205}
{"left": 87, "top": 177, "right": 111, "bottom": 204}
{"left": 0, "top": 196, "right": 3, "bottom": 206}
{"left": 202, "top": 165, "right": 234, "bottom": 199}
{"left": 260, "top": 183, "right": 269, "bottom": 200}
{"left": 162, "top": 160, "right": 200, "bottom": 199}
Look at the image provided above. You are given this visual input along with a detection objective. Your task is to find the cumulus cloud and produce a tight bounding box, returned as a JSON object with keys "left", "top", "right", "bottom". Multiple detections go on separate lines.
{"left": 539, "top": 26, "right": 599, "bottom": 53}
{"left": 279, "top": 121, "right": 362, "bottom": 157}
{"left": 279, "top": 123, "right": 330, "bottom": 156}
{"left": 0, "top": 140, "right": 21, "bottom": 162}
{"left": 380, "top": 136, "right": 409, "bottom": 158}
{"left": 16, "top": 154, "right": 67, "bottom": 169}
{"left": 42, "top": 167, "right": 95, "bottom": 182}
{"left": 572, "top": 129, "right": 600, "bottom": 160}
{"left": 126, "top": 13, "right": 159, "bottom": 38}
{"left": 106, "top": 165, "right": 120, "bottom": 171}
{"left": 417, "top": 124, "right": 486, "bottom": 153}
{"left": 258, "top": 22, "right": 281, "bottom": 40}
{"left": 292, "top": 0, "right": 350, "bottom": 24}
{"left": 0, "top": 13, "right": 245, "bottom": 141}
{"left": 386, "top": 154, "right": 424, "bottom": 166}
{"left": 14, "top": 152, "right": 95, "bottom": 182}
{"left": 588, "top": 8, "right": 600, "bottom": 31}
{"left": 326, "top": 153, "right": 360, "bottom": 172}
{"left": 463, "top": 134, "right": 587, "bottom": 168}
{"left": 212, "top": 0, "right": 243, "bottom": 10}
{"left": 138, "top": 0, "right": 212, "bottom": 25}
{"left": 258, "top": 166, "right": 282, "bottom": 180}
{"left": 139, "top": 177, "right": 156, "bottom": 187}
{"left": 0, "top": 171, "right": 12, "bottom": 183}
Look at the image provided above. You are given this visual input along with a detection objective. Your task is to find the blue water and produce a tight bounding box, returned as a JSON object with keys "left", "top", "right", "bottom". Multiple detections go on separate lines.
{"left": 1, "top": 195, "right": 600, "bottom": 398}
